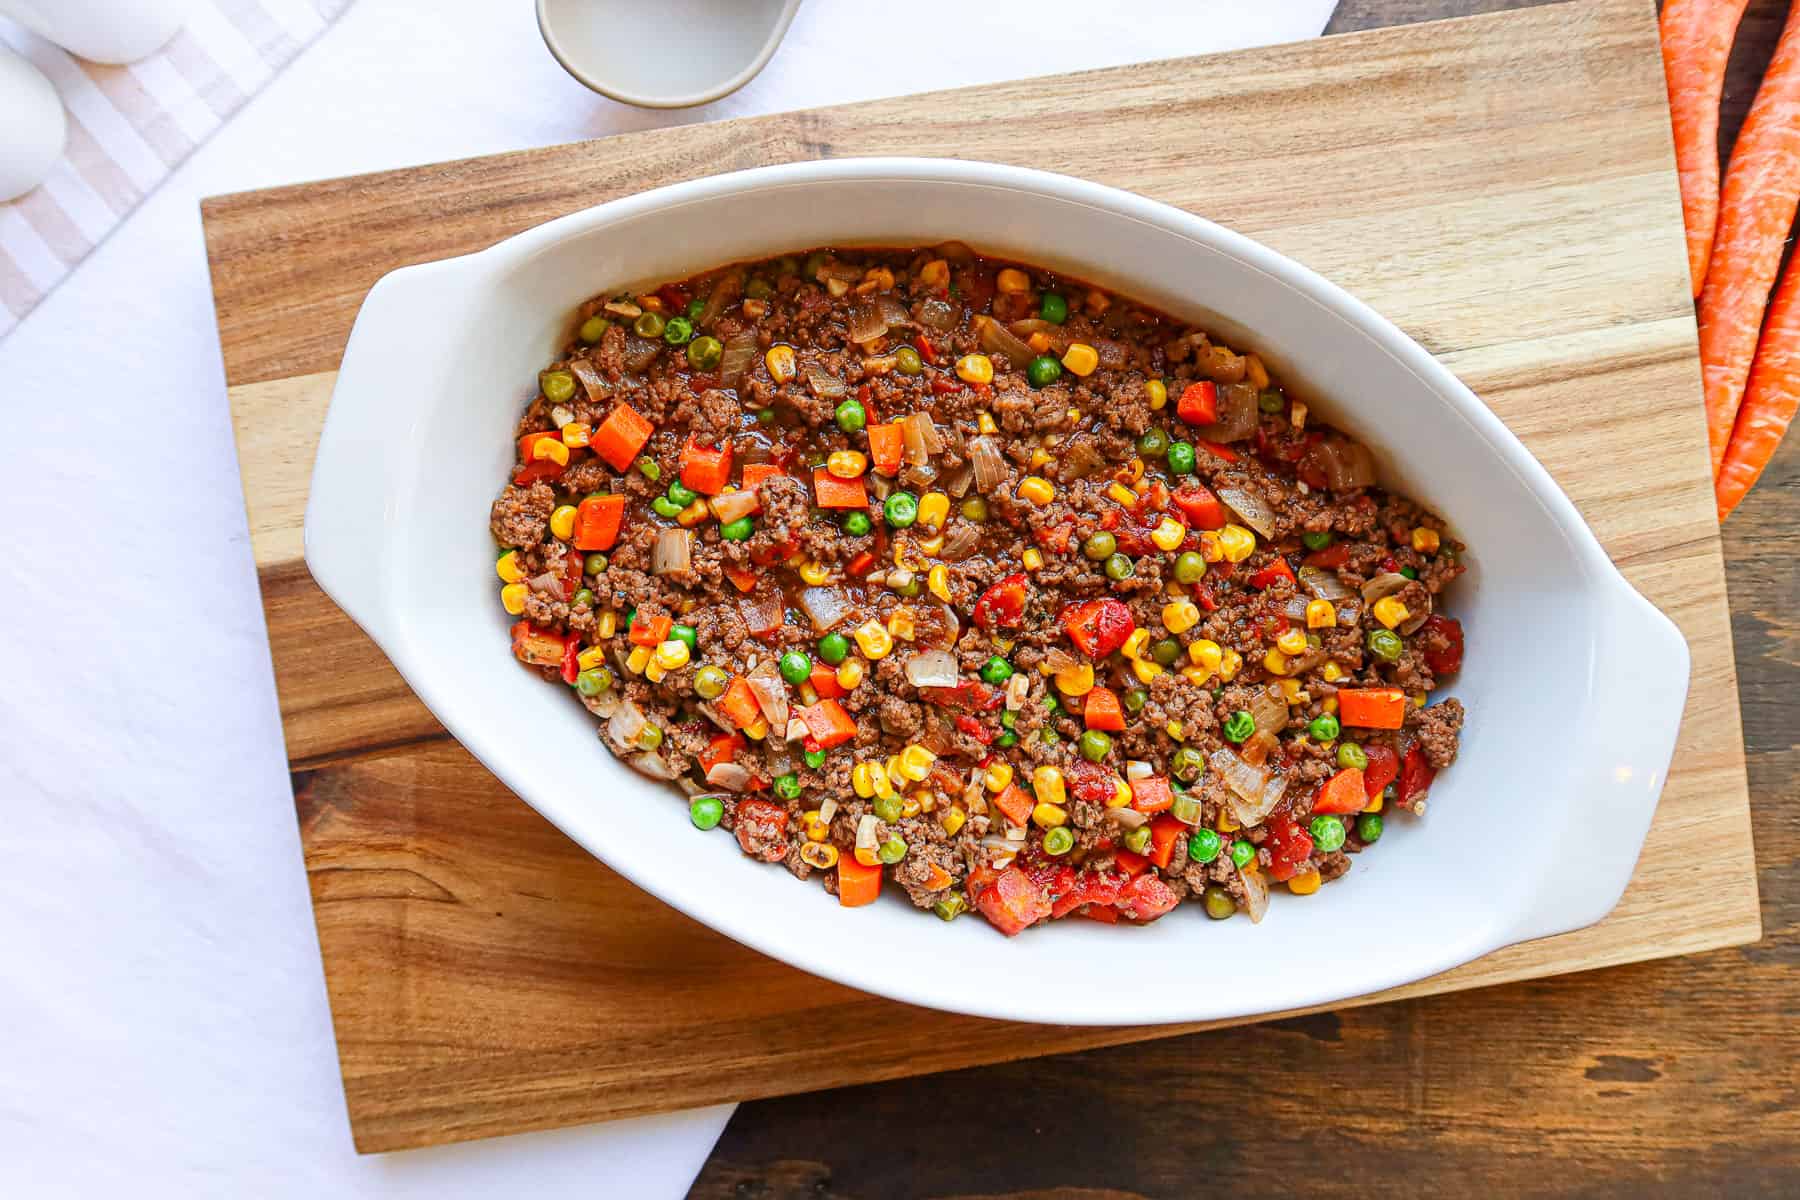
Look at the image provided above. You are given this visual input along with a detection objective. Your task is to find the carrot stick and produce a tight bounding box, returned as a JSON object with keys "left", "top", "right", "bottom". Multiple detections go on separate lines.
{"left": 1718, "top": 247, "right": 1800, "bottom": 518}
{"left": 1661, "top": 0, "right": 1752, "bottom": 295}
{"left": 1698, "top": 1, "right": 1800, "bottom": 475}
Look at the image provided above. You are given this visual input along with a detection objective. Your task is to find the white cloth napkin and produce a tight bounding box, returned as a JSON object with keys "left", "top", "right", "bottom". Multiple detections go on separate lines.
{"left": 0, "top": 2, "right": 1336, "bottom": 1196}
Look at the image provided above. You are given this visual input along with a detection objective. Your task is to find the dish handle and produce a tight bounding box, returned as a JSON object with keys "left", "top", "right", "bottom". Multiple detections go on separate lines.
{"left": 1505, "top": 584, "right": 1691, "bottom": 945}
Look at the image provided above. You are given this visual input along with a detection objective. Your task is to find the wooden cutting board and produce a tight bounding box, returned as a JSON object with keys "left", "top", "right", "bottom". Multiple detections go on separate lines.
{"left": 202, "top": 0, "right": 1759, "bottom": 1155}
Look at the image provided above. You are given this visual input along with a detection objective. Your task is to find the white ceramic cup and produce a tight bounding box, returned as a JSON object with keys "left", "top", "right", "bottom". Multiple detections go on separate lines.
{"left": 0, "top": 0, "right": 186, "bottom": 65}
{"left": 0, "top": 46, "right": 66, "bottom": 201}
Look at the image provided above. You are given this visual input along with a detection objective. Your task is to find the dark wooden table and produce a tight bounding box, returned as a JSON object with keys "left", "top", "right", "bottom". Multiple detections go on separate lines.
{"left": 690, "top": 3, "right": 1800, "bottom": 1195}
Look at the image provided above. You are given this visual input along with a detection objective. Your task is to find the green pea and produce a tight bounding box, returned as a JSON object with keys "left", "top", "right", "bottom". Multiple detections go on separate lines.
{"left": 756, "top": 407, "right": 776, "bottom": 424}
{"left": 686, "top": 296, "right": 706, "bottom": 320}
{"left": 1223, "top": 711, "right": 1255, "bottom": 743}
{"left": 575, "top": 667, "right": 613, "bottom": 697}
{"left": 1356, "top": 813, "right": 1384, "bottom": 844}
{"left": 804, "top": 748, "right": 828, "bottom": 769}
{"left": 1042, "top": 694, "right": 1060, "bottom": 715}
{"left": 1083, "top": 530, "right": 1117, "bottom": 561}
{"left": 774, "top": 773, "right": 802, "bottom": 800}
{"left": 1043, "top": 826, "right": 1075, "bottom": 856}
{"left": 1230, "top": 840, "right": 1256, "bottom": 869}
{"left": 1302, "top": 530, "right": 1333, "bottom": 551}
{"left": 687, "top": 336, "right": 723, "bottom": 370}
{"left": 1170, "top": 793, "right": 1203, "bottom": 825}
{"left": 571, "top": 587, "right": 596, "bottom": 609}
{"left": 979, "top": 656, "right": 1014, "bottom": 685}
{"left": 777, "top": 650, "right": 811, "bottom": 685}
{"left": 835, "top": 398, "right": 867, "bottom": 433}
{"left": 1258, "top": 387, "right": 1285, "bottom": 414}
{"left": 541, "top": 369, "right": 576, "bottom": 403}
{"left": 1171, "top": 746, "right": 1205, "bottom": 782}
{"left": 1337, "top": 741, "right": 1368, "bottom": 771}
{"left": 1078, "top": 729, "right": 1113, "bottom": 762}
{"left": 1104, "top": 552, "right": 1134, "bottom": 581}
{"left": 578, "top": 315, "right": 610, "bottom": 344}
{"left": 1401, "top": 566, "right": 1419, "bottom": 580}
{"left": 633, "top": 311, "right": 666, "bottom": 340}
{"left": 1001, "top": 709, "right": 1017, "bottom": 728}
{"left": 636, "top": 457, "right": 662, "bottom": 482}
{"left": 960, "top": 496, "right": 989, "bottom": 521}
{"left": 1188, "top": 827, "right": 1223, "bottom": 864}
{"left": 934, "top": 890, "right": 967, "bottom": 921}
{"left": 662, "top": 315, "right": 694, "bottom": 346}
{"left": 1151, "top": 638, "right": 1181, "bottom": 667}
{"left": 818, "top": 632, "right": 850, "bottom": 665}
{"left": 689, "top": 795, "right": 724, "bottom": 830}
{"left": 719, "top": 516, "right": 754, "bottom": 541}
{"left": 693, "top": 665, "right": 729, "bottom": 699}
{"left": 1137, "top": 428, "right": 1169, "bottom": 458}
{"left": 584, "top": 552, "right": 609, "bottom": 575}
{"left": 651, "top": 496, "right": 684, "bottom": 519}
{"left": 1124, "top": 688, "right": 1148, "bottom": 714}
{"left": 1123, "top": 825, "right": 1152, "bottom": 855}
{"left": 1173, "top": 551, "right": 1207, "bottom": 584}
{"left": 1367, "top": 628, "right": 1403, "bottom": 662}
{"left": 1308, "top": 713, "right": 1341, "bottom": 742}
{"left": 843, "top": 510, "right": 872, "bottom": 536}
{"left": 1040, "top": 292, "right": 1068, "bottom": 324}
{"left": 745, "top": 276, "right": 773, "bottom": 300}
{"left": 995, "top": 731, "right": 1019, "bottom": 748}
{"left": 1041, "top": 729, "right": 1060, "bottom": 745}
{"left": 884, "top": 491, "right": 918, "bottom": 528}
{"left": 873, "top": 794, "right": 903, "bottom": 823}
{"left": 1202, "top": 886, "right": 1237, "bottom": 920}
{"left": 1310, "top": 814, "right": 1347, "bottom": 852}
{"left": 878, "top": 835, "right": 908, "bottom": 864}
{"left": 1027, "top": 355, "right": 1063, "bottom": 389}
{"left": 1165, "top": 442, "right": 1197, "bottom": 474}
{"left": 667, "top": 480, "right": 698, "bottom": 507}
{"left": 894, "top": 346, "right": 923, "bottom": 376}
{"left": 637, "top": 724, "right": 663, "bottom": 752}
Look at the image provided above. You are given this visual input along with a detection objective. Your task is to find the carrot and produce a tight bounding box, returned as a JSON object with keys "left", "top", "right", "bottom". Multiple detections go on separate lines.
{"left": 836, "top": 854, "right": 883, "bottom": 908}
{"left": 592, "top": 403, "right": 654, "bottom": 471}
{"left": 1083, "top": 686, "right": 1125, "bottom": 732}
{"left": 678, "top": 438, "right": 732, "bottom": 495}
{"left": 797, "top": 698, "right": 858, "bottom": 749}
{"left": 1147, "top": 816, "right": 1185, "bottom": 869}
{"left": 724, "top": 565, "right": 759, "bottom": 592}
{"left": 811, "top": 468, "right": 868, "bottom": 509}
{"left": 992, "top": 784, "right": 1035, "bottom": 827}
{"left": 718, "top": 676, "right": 763, "bottom": 730}
{"left": 572, "top": 493, "right": 625, "bottom": 551}
{"left": 1338, "top": 688, "right": 1406, "bottom": 730}
{"left": 741, "top": 462, "right": 782, "bottom": 490}
{"left": 1661, "top": 0, "right": 1753, "bottom": 295}
{"left": 1699, "top": 1, "right": 1800, "bottom": 474}
{"left": 1719, "top": 246, "right": 1800, "bottom": 517}
{"left": 628, "top": 611, "right": 672, "bottom": 648}
{"left": 867, "top": 423, "right": 904, "bottom": 476}
{"left": 1310, "top": 767, "right": 1369, "bottom": 815}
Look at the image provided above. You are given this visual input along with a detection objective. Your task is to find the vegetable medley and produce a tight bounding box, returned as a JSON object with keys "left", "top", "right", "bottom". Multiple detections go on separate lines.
{"left": 489, "top": 245, "right": 1468, "bottom": 935}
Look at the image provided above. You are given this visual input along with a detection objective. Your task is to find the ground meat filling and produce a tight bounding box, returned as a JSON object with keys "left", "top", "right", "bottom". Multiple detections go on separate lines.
{"left": 492, "top": 245, "right": 1470, "bottom": 936}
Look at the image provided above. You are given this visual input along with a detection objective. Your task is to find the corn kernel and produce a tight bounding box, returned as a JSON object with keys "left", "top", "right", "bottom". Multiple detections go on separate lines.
{"left": 1054, "top": 662, "right": 1095, "bottom": 697}
{"left": 1412, "top": 526, "right": 1441, "bottom": 554}
{"left": 1306, "top": 599, "right": 1337, "bottom": 629}
{"left": 1264, "top": 648, "right": 1291, "bottom": 676}
{"left": 996, "top": 267, "right": 1032, "bottom": 294}
{"left": 1022, "top": 548, "right": 1044, "bottom": 571}
{"left": 798, "top": 681, "right": 819, "bottom": 706}
{"left": 1146, "top": 379, "right": 1168, "bottom": 410}
{"left": 766, "top": 344, "right": 798, "bottom": 383}
{"left": 802, "top": 811, "right": 829, "bottom": 843}
{"left": 827, "top": 449, "right": 868, "bottom": 479}
{"left": 1031, "top": 765, "right": 1067, "bottom": 807}
{"left": 530, "top": 437, "right": 569, "bottom": 468}
{"left": 837, "top": 658, "right": 865, "bottom": 690}
{"left": 1106, "top": 481, "right": 1138, "bottom": 508}
{"left": 1119, "top": 629, "right": 1148, "bottom": 660}
{"left": 744, "top": 715, "right": 769, "bottom": 741}
{"left": 854, "top": 846, "right": 881, "bottom": 867}
{"left": 885, "top": 607, "right": 916, "bottom": 641}
{"left": 1218, "top": 647, "right": 1243, "bottom": 682}
{"left": 577, "top": 646, "right": 608, "bottom": 671}
{"left": 800, "top": 842, "right": 839, "bottom": 870}
{"left": 597, "top": 610, "right": 618, "bottom": 639}
{"left": 1122, "top": 457, "right": 1146, "bottom": 484}
{"left": 1245, "top": 353, "right": 1271, "bottom": 392}
{"left": 1066, "top": 408, "right": 1082, "bottom": 424}
{"left": 1189, "top": 639, "right": 1223, "bottom": 672}
{"left": 860, "top": 266, "right": 895, "bottom": 293}
{"left": 884, "top": 755, "right": 906, "bottom": 788}
{"left": 500, "top": 582, "right": 528, "bottom": 615}
{"left": 1133, "top": 659, "right": 1164, "bottom": 684}
{"left": 1150, "top": 517, "right": 1186, "bottom": 552}
{"left": 928, "top": 564, "right": 951, "bottom": 603}
{"left": 1287, "top": 867, "right": 1322, "bottom": 896}
{"left": 900, "top": 794, "right": 922, "bottom": 819}
{"left": 1098, "top": 777, "right": 1127, "bottom": 808}
{"left": 852, "top": 762, "right": 877, "bottom": 798}
{"left": 940, "top": 806, "right": 967, "bottom": 836}
{"left": 899, "top": 744, "right": 937, "bottom": 781}
{"left": 993, "top": 636, "right": 1015, "bottom": 654}
{"left": 1216, "top": 809, "right": 1240, "bottom": 833}
{"left": 1029, "top": 447, "right": 1053, "bottom": 470}
{"left": 1321, "top": 660, "right": 1343, "bottom": 683}
{"left": 675, "top": 498, "right": 708, "bottom": 528}
{"left": 798, "top": 560, "right": 831, "bottom": 586}
{"left": 496, "top": 550, "right": 526, "bottom": 583}
{"left": 854, "top": 620, "right": 893, "bottom": 659}
{"left": 918, "top": 534, "right": 946, "bottom": 556}
{"left": 1276, "top": 628, "right": 1308, "bottom": 656}
{"left": 559, "top": 421, "right": 592, "bottom": 449}
{"left": 1027, "top": 332, "right": 1053, "bottom": 353}
{"left": 978, "top": 412, "right": 998, "bottom": 435}
{"left": 1323, "top": 696, "right": 1339, "bottom": 714}
{"left": 787, "top": 549, "right": 808, "bottom": 568}
{"left": 1364, "top": 791, "right": 1384, "bottom": 814}
{"left": 1062, "top": 342, "right": 1099, "bottom": 377}
{"left": 1198, "top": 531, "right": 1225, "bottom": 563}
{"left": 1162, "top": 600, "right": 1201, "bottom": 635}
{"left": 1219, "top": 524, "right": 1257, "bottom": 563}
{"left": 918, "top": 259, "right": 950, "bottom": 289}
{"left": 985, "top": 762, "right": 1014, "bottom": 792}
{"left": 956, "top": 354, "right": 995, "bottom": 385}
{"left": 1292, "top": 400, "right": 1309, "bottom": 429}
{"left": 625, "top": 645, "right": 652, "bottom": 675}
{"left": 917, "top": 492, "right": 950, "bottom": 530}
{"left": 1031, "top": 801, "right": 1068, "bottom": 829}
{"left": 1018, "top": 476, "right": 1055, "bottom": 506}
{"left": 1182, "top": 666, "right": 1210, "bottom": 687}
{"left": 644, "top": 662, "right": 667, "bottom": 684}
{"left": 1414, "top": 691, "right": 1428, "bottom": 708}
{"left": 1373, "top": 596, "right": 1411, "bottom": 629}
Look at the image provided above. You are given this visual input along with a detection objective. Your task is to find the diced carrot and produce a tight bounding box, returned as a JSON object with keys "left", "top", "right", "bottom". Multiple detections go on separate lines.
{"left": 1177, "top": 381, "right": 1219, "bottom": 425}
{"left": 867, "top": 423, "right": 905, "bottom": 475}
{"left": 1661, "top": 0, "right": 1753, "bottom": 294}
{"left": 991, "top": 784, "right": 1035, "bottom": 827}
{"left": 698, "top": 733, "right": 745, "bottom": 774}
{"left": 837, "top": 854, "right": 882, "bottom": 907}
{"left": 741, "top": 462, "right": 783, "bottom": 490}
{"left": 1129, "top": 775, "right": 1174, "bottom": 814}
{"left": 812, "top": 468, "right": 869, "bottom": 509}
{"left": 1197, "top": 440, "right": 1239, "bottom": 463}
{"left": 679, "top": 438, "right": 733, "bottom": 495}
{"left": 808, "top": 661, "right": 847, "bottom": 700}
{"left": 1719, "top": 231, "right": 1800, "bottom": 518}
{"left": 593, "top": 403, "right": 655, "bottom": 472}
{"left": 1148, "top": 815, "right": 1185, "bottom": 869}
{"left": 628, "top": 612, "right": 672, "bottom": 648}
{"left": 1113, "top": 849, "right": 1149, "bottom": 876}
{"left": 724, "top": 566, "right": 759, "bottom": 592}
{"left": 573, "top": 494, "right": 626, "bottom": 551}
{"left": 1084, "top": 687, "right": 1125, "bottom": 732}
{"left": 1338, "top": 688, "right": 1406, "bottom": 730}
{"left": 1311, "top": 766, "right": 1368, "bottom": 815}
{"left": 921, "top": 863, "right": 955, "bottom": 892}
{"left": 718, "top": 676, "right": 763, "bottom": 730}
{"left": 797, "top": 699, "right": 857, "bottom": 749}
{"left": 846, "top": 551, "right": 875, "bottom": 577}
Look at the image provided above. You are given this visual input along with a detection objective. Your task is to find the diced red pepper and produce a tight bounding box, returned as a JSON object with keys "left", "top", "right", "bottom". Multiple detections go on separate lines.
{"left": 797, "top": 699, "right": 857, "bottom": 749}
{"left": 718, "top": 676, "right": 763, "bottom": 730}
{"left": 562, "top": 546, "right": 585, "bottom": 600}
{"left": 1304, "top": 542, "right": 1351, "bottom": 570}
{"left": 724, "top": 566, "right": 759, "bottom": 592}
{"left": 1049, "top": 869, "right": 1127, "bottom": 919}
{"left": 812, "top": 468, "right": 869, "bottom": 509}
{"left": 1066, "top": 760, "right": 1120, "bottom": 805}
{"left": 559, "top": 636, "right": 581, "bottom": 684}
{"left": 509, "top": 621, "right": 566, "bottom": 668}
{"left": 867, "top": 423, "right": 904, "bottom": 476}
{"left": 1262, "top": 810, "right": 1314, "bottom": 882}
{"left": 970, "top": 865, "right": 1051, "bottom": 937}
{"left": 592, "top": 403, "right": 655, "bottom": 472}
{"left": 573, "top": 494, "right": 626, "bottom": 551}
{"left": 1147, "top": 815, "right": 1185, "bottom": 868}
{"left": 1177, "top": 380, "right": 1219, "bottom": 424}
{"left": 808, "top": 661, "right": 847, "bottom": 700}
{"left": 920, "top": 680, "right": 1004, "bottom": 711}
{"left": 1398, "top": 743, "right": 1436, "bottom": 807}
{"left": 656, "top": 283, "right": 691, "bottom": 311}
{"left": 1419, "top": 614, "right": 1465, "bottom": 676}
{"left": 741, "top": 462, "right": 782, "bottom": 491}
{"left": 846, "top": 551, "right": 875, "bottom": 578}
{"left": 912, "top": 334, "right": 938, "bottom": 365}
{"left": 1172, "top": 485, "right": 1228, "bottom": 530}
{"left": 1083, "top": 903, "right": 1120, "bottom": 923}
{"left": 628, "top": 611, "right": 673, "bottom": 647}
{"left": 1062, "top": 598, "right": 1135, "bottom": 658}
{"left": 955, "top": 714, "right": 994, "bottom": 745}
{"left": 972, "top": 573, "right": 1030, "bottom": 630}
{"left": 1198, "top": 440, "right": 1240, "bottom": 463}
{"left": 1248, "top": 558, "right": 1296, "bottom": 590}
{"left": 929, "top": 374, "right": 961, "bottom": 396}
{"left": 512, "top": 459, "right": 566, "bottom": 485}
{"left": 1084, "top": 687, "right": 1125, "bottom": 732}
{"left": 1129, "top": 775, "right": 1174, "bottom": 814}
{"left": 698, "top": 732, "right": 745, "bottom": 774}
{"left": 1311, "top": 767, "right": 1368, "bottom": 815}
{"left": 991, "top": 784, "right": 1035, "bottom": 828}
{"left": 1362, "top": 744, "right": 1399, "bottom": 798}
{"left": 1117, "top": 873, "right": 1180, "bottom": 922}
{"left": 1113, "top": 849, "right": 1150, "bottom": 876}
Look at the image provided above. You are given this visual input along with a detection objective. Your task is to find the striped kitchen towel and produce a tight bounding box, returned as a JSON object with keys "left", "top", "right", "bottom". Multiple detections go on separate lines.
{"left": 0, "top": 0, "right": 351, "bottom": 339}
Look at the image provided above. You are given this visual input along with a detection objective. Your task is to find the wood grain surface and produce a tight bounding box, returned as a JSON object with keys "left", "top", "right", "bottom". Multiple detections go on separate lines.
{"left": 198, "top": 0, "right": 1770, "bottom": 1165}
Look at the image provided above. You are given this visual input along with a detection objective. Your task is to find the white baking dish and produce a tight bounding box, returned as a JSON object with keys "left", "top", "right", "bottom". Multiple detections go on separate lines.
{"left": 306, "top": 158, "right": 1688, "bottom": 1025}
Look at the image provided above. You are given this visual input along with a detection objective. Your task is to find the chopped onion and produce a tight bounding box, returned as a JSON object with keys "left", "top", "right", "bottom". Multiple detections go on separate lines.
{"left": 705, "top": 761, "right": 751, "bottom": 790}
{"left": 939, "top": 523, "right": 982, "bottom": 561}
{"left": 1361, "top": 572, "right": 1411, "bottom": 604}
{"left": 941, "top": 461, "right": 974, "bottom": 498}
{"left": 1106, "top": 806, "right": 1149, "bottom": 829}
{"left": 581, "top": 689, "right": 621, "bottom": 719}
{"left": 975, "top": 315, "right": 1035, "bottom": 369}
{"left": 607, "top": 700, "right": 649, "bottom": 752}
{"left": 1209, "top": 748, "right": 1287, "bottom": 827}
{"left": 631, "top": 752, "right": 679, "bottom": 780}
{"left": 570, "top": 357, "right": 607, "bottom": 402}
{"left": 856, "top": 814, "right": 880, "bottom": 851}
{"left": 1306, "top": 435, "right": 1378, "bottom": 492}
{"left": 784, "top": 718, "right": 809, "bottom": 742}
{"left": 869, "top": 473, "right": 894, "bottom": 501}
{"left": 1239, "top": 864, "right": 1270, "bottom": 923}
{"left": 1282, "top": 596, "right": 1312, "bottom": 621}
{"left": 742, "top": 591, "right": 785, "bottom": 635}
{"left": 709, "top": 489, "right": 760, "bottom": 524}
{"left": 1045, "top": 647, "right": 1080, "bottom": 675}
{"left": 1240, "top": 729, "right": 1279, "bottom": 767}
{"left": 1248, "top": 683, "right": 1289, "bottom": 736}
{"left": 1215, "top": 486, "right": 1277, "bottom": 539}
{"left": 1298, "top": 565, "right": 1355, "bottom": 601}
{"left": 622, "top": 335, "right": 662, "bottom": 374}
{"left": 1399, "top": 597, "right": 1433, "bottom": 636}
{"left": 819, "top": 795, "right": 839, "bottom": 824}
{"left": 696, "top": 267, "right": 744, "bottom": 330}
{"left": 916, "top": 297, "right": 959, "bottom": 331}
{"left": 847, "top": 302, "right": 888, "bottom": 344}
{"left": 875, "top": 294, "right": 912, "bottom": 328}
{"left": 652, "top": 528, "right": 693, "bottom": 575}
{"left": 527, "top": 570, "right": 562, "bottom": 595}
{"left": 1197, "top": 383, "right": 1259, "bottom": 442}
{"left": 916, "top": 602, "right": 961, "bottom": 650}
{"left": 968, "top": 435, "right": 1007, "bottom": 493}
{"left": 899, "top": 412, "right": 942, "bottom": 465}
{"left": 1008, "top": 318, "right": 1069, "bottom": 354}
{"left": 900, "top": 461, "right": 939, "bottom": 490}
{"left": 718, "top": 328, "right": 758, "bottom": 389}
{"left": 904, "top": 649, "right": 960, "bottom": 688}
{"left": 799, "top": 586, "right": 848, "bottom": 632}
{"left": 747, "top": 667, "right": 790, "bottom": 730}
{"left": 806, "top": 364, "right": 846, "bottom": 399}
{"left": 817, "top": 259, "right": 863, "bottom": 283}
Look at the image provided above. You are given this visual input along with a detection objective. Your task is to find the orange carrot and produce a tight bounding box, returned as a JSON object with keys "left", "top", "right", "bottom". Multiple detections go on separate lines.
{"left": 1661, "top": 0, "right": 1752, "bottom": 294}
{"left": 1338, "top": 688, "right": 1406, "bottom": 730}
{"left": 1719, "top": 246, "right": 1800, "bottom": 518}
{"left": 1698, "top": 1, "right": 1800, "bottom": 474}
{"left": 811, "top": 468, "right": 868, "bottom": 509}
{"left": 836, "top": 855, "right": 882, "bottom": 908}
